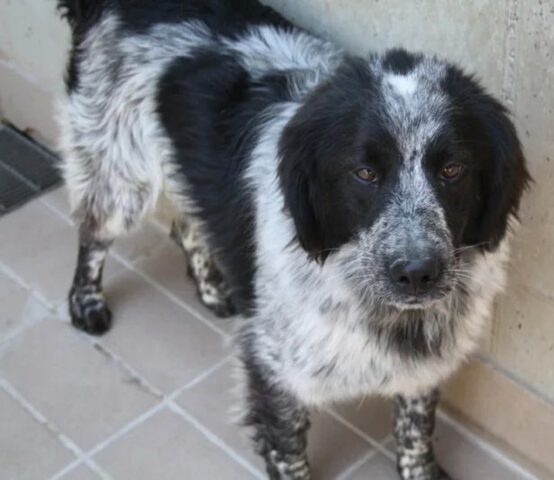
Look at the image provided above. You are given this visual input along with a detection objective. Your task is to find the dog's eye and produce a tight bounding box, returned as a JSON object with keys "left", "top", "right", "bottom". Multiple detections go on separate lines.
{"left": 440, "top": 163, "right": 465, "bottom": 181}
{"left": 354, "top": 168, "right": 378, "bottom": 183}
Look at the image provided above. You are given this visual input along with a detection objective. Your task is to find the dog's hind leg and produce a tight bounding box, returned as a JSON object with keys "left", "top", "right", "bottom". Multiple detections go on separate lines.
{"left": 69, "top": 221, "right": 113, "bottom": 335}
{"left": 170, "top": 216, "right": 236, "bottom": 318}
{"left": 66, "top": 176, "right": 157, "bottom": 335}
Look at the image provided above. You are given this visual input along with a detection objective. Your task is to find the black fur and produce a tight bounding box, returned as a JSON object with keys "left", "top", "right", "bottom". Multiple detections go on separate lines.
{"left": 57, "top": 0, "right": 109, "bottom": 91}
{"left": 279, "top": 58, "right": 392, "bottom": 262}
{"left": 441, "top": 64, "right": 531, "bottom": 251}
{"left": 382, "top": 48, "right": 423, "bottom": 75}
{"left": 157, "top": 48, "right": 293, "bottom": 314}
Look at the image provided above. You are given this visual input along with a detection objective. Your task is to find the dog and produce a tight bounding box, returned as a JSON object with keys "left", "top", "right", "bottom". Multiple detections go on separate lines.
{"left": 57, "top": 1, "right": 530, "bottom": 479}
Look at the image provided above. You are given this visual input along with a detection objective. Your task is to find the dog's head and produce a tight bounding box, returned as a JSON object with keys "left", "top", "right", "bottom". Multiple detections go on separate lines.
{"left": 279, "top": 49, "right": 530, "bottom": 308}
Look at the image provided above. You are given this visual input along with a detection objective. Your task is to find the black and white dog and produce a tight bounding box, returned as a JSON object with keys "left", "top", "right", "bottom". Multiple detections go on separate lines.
{"left": 58, "top": 1, "right": 530, "bottom": 479}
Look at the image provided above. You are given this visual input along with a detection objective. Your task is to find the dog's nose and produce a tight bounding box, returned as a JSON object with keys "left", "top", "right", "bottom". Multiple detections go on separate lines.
{"left": 389, "top": 257, "right": 441, "bottom": 294}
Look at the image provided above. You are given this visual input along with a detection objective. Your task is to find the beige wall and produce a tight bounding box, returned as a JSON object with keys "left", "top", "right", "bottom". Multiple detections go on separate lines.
{"left": 0, "top": 0, "right": 68, "bottom": 146}
{"left": 1, "top": 1, "right": 553, "bottom": 402}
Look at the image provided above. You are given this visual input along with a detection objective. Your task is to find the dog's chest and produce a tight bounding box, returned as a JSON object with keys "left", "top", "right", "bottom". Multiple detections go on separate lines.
{"left": 251, "top": 272, "right": 463, "bottom": 405}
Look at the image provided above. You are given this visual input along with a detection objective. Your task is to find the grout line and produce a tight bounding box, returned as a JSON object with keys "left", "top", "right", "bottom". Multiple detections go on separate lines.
{"left": 52, "top": 356, "right": 233, "bottom": 478}
{"left": 50, "top": 459, "right": 84, "bottom": 480}
{"left": 325, "top": 408, "right": 395, "bottom": 461}
{"left": 0, "top": 259, "right": 54, "bottom": 311}
{"left": 148, "top": 215, "right": 171, "bottom": 234}
{"left": 170, "top": 355, "right": 232, "bottom": 396}
{"left": 0, "top": 158, "right": 41, "bottom": 192}
{"left": 0, "top": 260, "right": 56, "bottom": 349}
{"left": 377, "top": 433, "right": 394, "bottom": 455}
{"left": 437, "top": 410, "right": 537, "bottom": 480}
{"left": 108, "top": 249, "right": 230, "bottom": 338}
{"left": 0, "top": 377, "right": 111, "bottom": 480}
{"left": 38, "top": 194, "right": 73, "bottom": 226}
{"left": 167, "top": 401, "right": 265, "bottom": 479}
{"left": 86, "top": 402, "right": 167, "bottom": 458}
{"left": 336, "top": 448, "right": 379, "bottom": 480}
{"left": 39, "top": 196, "right": 230, "bottom": 339}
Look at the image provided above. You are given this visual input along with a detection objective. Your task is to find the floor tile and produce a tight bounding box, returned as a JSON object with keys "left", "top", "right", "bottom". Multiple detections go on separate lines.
{"left": 59, "top": 464, "right": 102, "bottom": 480}
{"left": 94, "top": 408, "right": 257, "bottom": 480}
{"left": 433, "top": 416, "right": 526, "bottom": 480}
{"left": 135, "top": 242, "right": 209, "bottom": 310}
{"left": 176, "top": 361, "right": 267, "bottom": 471}
{"left": 40, "top": 186, "right": 71, "bottom": 217}
{"left": 331, "top": 395, "right": 393, "bottom": 442}
{"left": 112, "top": 221, "right": 170, "bottom": 266}
{"left": 308, "top": 410, "right": 373, "bottom": 479}
{"left": 0, "top": 320, "right": 158, "bottom": 450}
{"left": 101, "top": 266, "right": 227, "bottom": 393}
{"left": 0, "top": 201, "right": 121, "bottom": 306}
{"left": 0, "top": 269, "right": 50, "bottom": 341}
{"left": 177, "top": 362, "right": 373, "bottom": 479}
{"left": 346, "top": 452, "right": 397, "bottom": 479}
{"left": 0, "top": 388, "right": 75, "bottom": 479}
{"left": 134, "top": 242, "right": 235, "bottom": 334}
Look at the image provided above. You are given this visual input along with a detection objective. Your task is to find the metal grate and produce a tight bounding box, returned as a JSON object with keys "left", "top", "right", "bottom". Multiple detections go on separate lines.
{"left": 0, "top": 126, "right": 61, "bottom": 215}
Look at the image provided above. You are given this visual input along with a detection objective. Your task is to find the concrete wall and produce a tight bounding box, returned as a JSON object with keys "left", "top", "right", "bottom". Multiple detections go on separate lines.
{"left": 0, "top": 0, "right": 68, "bottom": 146}
{"left": 1, "top": 0, "right": 552, "bottom": 407}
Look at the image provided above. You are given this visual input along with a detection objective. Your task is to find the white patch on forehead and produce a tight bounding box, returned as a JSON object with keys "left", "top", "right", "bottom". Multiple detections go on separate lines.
{"left": 386, "top": 73, "right": 418, "bottom": 97}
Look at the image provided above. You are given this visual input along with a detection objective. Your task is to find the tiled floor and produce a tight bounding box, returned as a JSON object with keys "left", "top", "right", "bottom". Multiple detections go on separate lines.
{"left": 0, "top": 187, "right": 534, "bottom": 480}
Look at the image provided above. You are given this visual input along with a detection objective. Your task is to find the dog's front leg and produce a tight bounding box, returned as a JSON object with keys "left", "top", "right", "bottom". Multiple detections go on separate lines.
{"left": 242, "top": 361, "right": 311, "bottom": 480}
{"left": 394, "top": 389, "right": 451, "bottom": 480}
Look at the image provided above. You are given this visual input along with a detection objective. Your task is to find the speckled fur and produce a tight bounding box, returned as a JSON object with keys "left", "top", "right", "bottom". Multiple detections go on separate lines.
{"left": 394, "top": 390, "right": 450, "bottom": 480}
{"left": 68, "top": 234, "right": 112, "bottom": 334}
{"left": 58, "top": 2, "right": 529, "bottom": 479}
{"left": 170, "top": 217, "right": 236, "bottom": 317}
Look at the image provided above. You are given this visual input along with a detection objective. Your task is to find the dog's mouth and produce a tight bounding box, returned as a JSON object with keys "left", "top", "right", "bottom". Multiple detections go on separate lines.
{"left": 383, "top": 282, "right": 454, "bottom": 311}
{"left": 387, "top": 294, "right": 445, "bottom": 311}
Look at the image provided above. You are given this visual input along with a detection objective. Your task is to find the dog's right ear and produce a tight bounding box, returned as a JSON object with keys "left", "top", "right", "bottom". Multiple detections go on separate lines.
{"left": 278, "top": 101, "right": 326, "bottom": 261}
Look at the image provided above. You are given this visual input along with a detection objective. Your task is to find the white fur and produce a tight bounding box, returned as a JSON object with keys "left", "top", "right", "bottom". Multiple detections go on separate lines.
{"left": 58, "top": 15, "right": 212, "bottom": 237}
{"left": 387, "top": 73, "right": 418, "bottom": 97}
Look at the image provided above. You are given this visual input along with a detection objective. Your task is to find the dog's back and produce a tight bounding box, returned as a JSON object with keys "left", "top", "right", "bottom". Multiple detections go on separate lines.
{"left": 57, "top": 0, "right": 335, "bottom": 313}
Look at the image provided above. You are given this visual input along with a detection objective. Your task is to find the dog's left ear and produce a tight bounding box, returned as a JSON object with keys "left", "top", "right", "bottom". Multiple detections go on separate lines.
{"left": 444, "top": 66, "right": 531, "bottom": 251}
{"left": 473, "top": 95, "right": 531, "bottom": 250}
{"left": 278, "top": 101, "right": 327, "bottom": 261}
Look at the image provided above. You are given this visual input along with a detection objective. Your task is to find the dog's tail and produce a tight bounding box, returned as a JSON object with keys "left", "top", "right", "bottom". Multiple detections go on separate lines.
{"left": 57, "top": 0, "right": 107, "bottom": 31}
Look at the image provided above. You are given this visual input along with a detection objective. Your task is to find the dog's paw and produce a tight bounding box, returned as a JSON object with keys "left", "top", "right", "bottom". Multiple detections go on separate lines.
{"left": 397, "top": 463, "right": 453, "bottom": 480}
{"left": 199, "top": 289, "right": 237, "bottom": 318}
{"left": 69, "top": 289, "right": 113, "bottom": 335}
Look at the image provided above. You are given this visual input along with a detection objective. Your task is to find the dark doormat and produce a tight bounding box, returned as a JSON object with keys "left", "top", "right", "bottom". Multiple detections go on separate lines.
{"left": 0, "top": 125, "right": 61, "bottom": 216}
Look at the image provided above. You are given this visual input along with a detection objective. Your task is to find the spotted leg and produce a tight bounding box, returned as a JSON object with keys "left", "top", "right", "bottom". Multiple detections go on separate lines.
{"left": 170, "top": 217, "right": 236, "bottom": 317}
{"left": 68, "top": 224, "right": 112, "bottom": 335}
{"left": 394, "top": 389, "right": 452, "bottom": 480}
{"left": 242, "top": 359, "right": 311, "bottom": 480}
